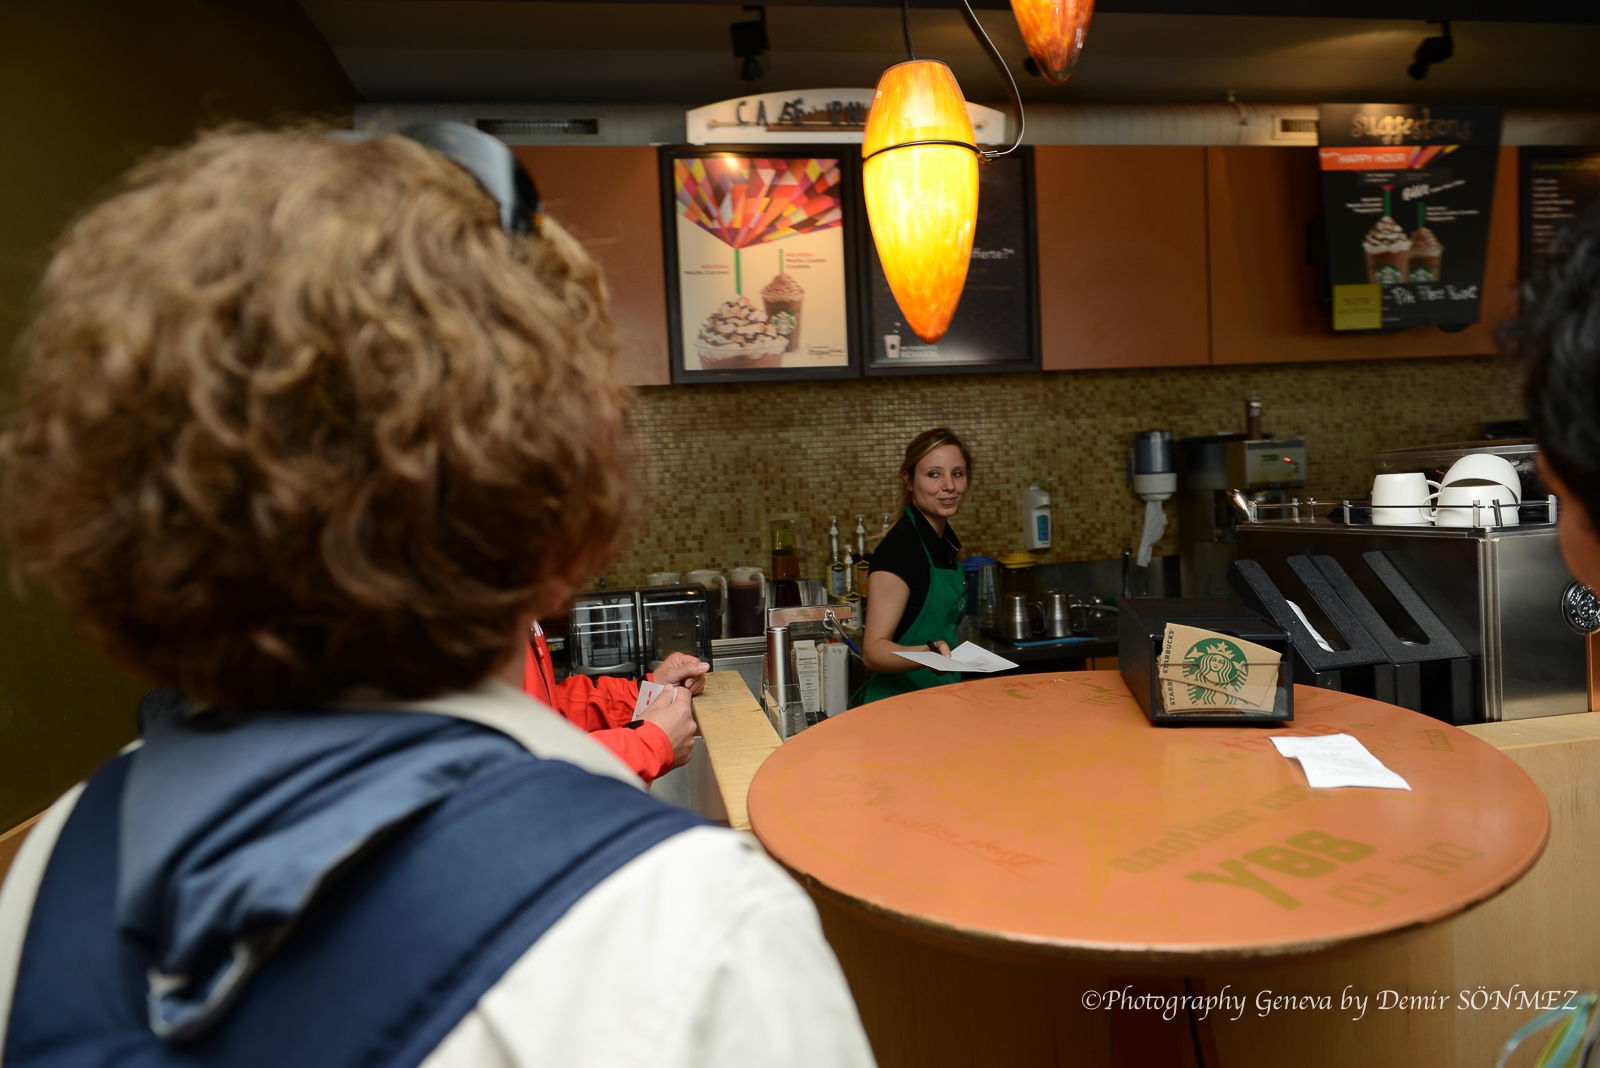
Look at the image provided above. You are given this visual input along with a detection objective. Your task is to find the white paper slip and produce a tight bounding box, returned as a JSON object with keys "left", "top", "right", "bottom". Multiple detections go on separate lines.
{"left": 1270, "top": 733, "right": 1411, "bottom": 791}
{"left": 893, "top": 641, "right": 1018, "bottom": 674}
{"left": 631, "top": 681, "right": 675, "bottom": 722}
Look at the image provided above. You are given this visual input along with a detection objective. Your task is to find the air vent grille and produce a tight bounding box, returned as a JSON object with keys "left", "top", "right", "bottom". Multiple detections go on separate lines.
{"left": 476, "top": 118, "right": 600, "bottom": 139}
{"left": 1273, "top": 116, "right": 1319, "bottom": 140}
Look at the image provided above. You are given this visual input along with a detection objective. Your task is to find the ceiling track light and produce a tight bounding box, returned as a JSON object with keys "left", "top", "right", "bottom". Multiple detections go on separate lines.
{"left": 731, "top": 5, "right": 768, "bottom": 84}
{"left": 1407, "top": 20, "right": 1453, "bottom": 81}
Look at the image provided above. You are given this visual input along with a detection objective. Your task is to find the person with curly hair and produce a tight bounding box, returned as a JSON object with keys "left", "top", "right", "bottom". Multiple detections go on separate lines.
{"left": 1511, "top": 209, "right": 1600, "bottom": 594}
{"left": 0, "top": 124, "right": 874, "bottom": 1067}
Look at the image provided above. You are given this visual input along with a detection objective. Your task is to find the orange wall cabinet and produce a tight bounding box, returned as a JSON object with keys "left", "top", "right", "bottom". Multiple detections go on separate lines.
{"left": 512, "top": 146, "right": 671, "bottom": 386}
{"left": 1034, "top": 145, "right": 1212, "bottom": 370}
{"left": 511, "top": 144, "right": 1521, "bottom": 383}
{"left": 1205, "top": 145, "right": 1520, "bottom": 365}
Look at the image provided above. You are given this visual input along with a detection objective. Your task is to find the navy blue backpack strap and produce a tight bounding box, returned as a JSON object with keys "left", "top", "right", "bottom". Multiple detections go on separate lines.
{"left": 6, "top": 750, "right": 705, "bottom": 1068}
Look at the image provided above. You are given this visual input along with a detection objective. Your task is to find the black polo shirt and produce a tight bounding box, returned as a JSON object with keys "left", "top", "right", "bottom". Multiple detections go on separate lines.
{"left": 868, "top": 508, "right": 962, "bottom": 642}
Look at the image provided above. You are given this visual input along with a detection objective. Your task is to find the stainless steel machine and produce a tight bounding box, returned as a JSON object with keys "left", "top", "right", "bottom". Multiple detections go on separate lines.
{"left": 1176, "top": 434, "right": 1307, "bottom": 597}
{"left": 1235, "top": 516, "right": 1587, "bottom": 722}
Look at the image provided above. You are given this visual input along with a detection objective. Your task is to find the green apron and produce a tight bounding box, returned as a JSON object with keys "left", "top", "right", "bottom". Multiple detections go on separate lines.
{"left": 855, "top": 506, "right": 967, "bottom": 706}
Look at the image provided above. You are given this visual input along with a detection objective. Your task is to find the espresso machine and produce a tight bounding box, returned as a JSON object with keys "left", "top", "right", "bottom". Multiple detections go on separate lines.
{"left": 1176, "top": 434, "right": 1307, "bottom": 596}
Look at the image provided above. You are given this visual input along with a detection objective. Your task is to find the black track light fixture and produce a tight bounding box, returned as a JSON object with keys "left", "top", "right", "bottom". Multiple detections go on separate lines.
{"left": 731, "top": 5, "right": 769, "bottom": 83}
{"left": 1407, "top": 20, "right": 1453, "bottom": 81}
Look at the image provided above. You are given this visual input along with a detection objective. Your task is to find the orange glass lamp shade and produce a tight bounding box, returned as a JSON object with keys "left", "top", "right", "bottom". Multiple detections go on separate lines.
{"left": 1009, "top": 0, "right": 1094, "bottom": 84}
{"left": 862, "top": 60, "right": 980, "bottom": 344}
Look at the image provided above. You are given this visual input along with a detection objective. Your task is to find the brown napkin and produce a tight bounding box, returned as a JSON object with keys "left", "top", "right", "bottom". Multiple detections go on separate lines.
{"left": 1157, "top": 623, "right": 1282, "bottom": 713}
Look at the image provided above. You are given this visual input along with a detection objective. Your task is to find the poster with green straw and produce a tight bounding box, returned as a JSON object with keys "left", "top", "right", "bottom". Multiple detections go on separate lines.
{"left": 664, "top": 148, "right": 857, "bottom": 381}
{"left": 1317, "top": 104, "right": 1502, "bottom": 331}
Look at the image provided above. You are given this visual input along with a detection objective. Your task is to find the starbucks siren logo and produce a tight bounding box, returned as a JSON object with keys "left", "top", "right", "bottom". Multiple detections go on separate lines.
{"left": 771, "top": 310, "right": 797, "bottom": 336}
{"left": 1181, "top": 637, "right": 1250, "bottom": 706}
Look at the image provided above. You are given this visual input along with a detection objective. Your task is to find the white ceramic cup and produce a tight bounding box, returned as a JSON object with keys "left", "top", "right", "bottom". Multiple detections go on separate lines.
{"left": 1436, "top": 481, "right": 1520, "bottom": 527}
{"left": 1441, "top": 454, "right": 1522, "bottom": 502}
{"left": 1371, "top": 472, "right": 1439, "bottom": 526}
{"left": 645, "top": 571, "right": 682, "bottom": 586}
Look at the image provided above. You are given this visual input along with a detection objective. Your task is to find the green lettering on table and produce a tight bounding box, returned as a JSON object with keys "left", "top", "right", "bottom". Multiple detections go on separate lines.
{"left": 1185, "top": 860, "right": 1301, "bottom": 910}
{"left": 1244, "top": 846, "right": 1338, "bottom": 878}
{"left": 1287, "top": 830, "right": 1376, "bottom": 863}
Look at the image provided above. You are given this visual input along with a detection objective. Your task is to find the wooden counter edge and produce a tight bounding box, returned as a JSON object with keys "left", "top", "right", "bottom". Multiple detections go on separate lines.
{"left": 693, "top": 671, "right": 781, "bottom": 833}
{"left": 1461, "top": 709, "right": 1600, "bottom": 749}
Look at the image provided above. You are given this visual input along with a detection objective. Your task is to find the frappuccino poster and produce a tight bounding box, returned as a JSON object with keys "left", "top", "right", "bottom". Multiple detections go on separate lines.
{"left": 1317, "top": 104, "right": 1502, "bottom": 332}
{"left": 662, "top": 148, "right": 860, "bottom": 382}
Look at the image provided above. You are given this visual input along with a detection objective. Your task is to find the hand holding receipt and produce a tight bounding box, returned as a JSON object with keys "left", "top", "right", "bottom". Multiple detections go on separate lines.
{"left": 894, "top": 641, "right": 1017, "bottom": 673}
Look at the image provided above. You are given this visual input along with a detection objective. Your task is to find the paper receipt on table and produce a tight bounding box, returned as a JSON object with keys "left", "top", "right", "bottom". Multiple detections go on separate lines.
{"left": 1271, "top": 734, "right": 1411, "bottom": 790}
{"left": 893, "top": 641, "right": 1018, "bottom": 674}
{"left": 631, "top": 681, "right": 674, "bottom": 722}
{"left": 1156, "top": 623, "right": 1281, "bottom": 713}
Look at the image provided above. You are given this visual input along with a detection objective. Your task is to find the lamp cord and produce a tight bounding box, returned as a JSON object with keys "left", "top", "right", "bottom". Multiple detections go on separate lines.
{"left": 955, "top": 0, "right": 1025, "bottom": 159}
{"left": 901, "top": 0, "right": 916, "bottom": 61}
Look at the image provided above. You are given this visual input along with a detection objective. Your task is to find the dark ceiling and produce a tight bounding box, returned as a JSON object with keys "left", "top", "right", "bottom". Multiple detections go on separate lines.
{"left": 295, "top": 0, "right": 1600, "bottom": 107}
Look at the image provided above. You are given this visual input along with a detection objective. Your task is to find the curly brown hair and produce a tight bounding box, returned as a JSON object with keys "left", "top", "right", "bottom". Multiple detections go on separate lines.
{"left": 1, "top": 127, "right": 633, "bottom": 711}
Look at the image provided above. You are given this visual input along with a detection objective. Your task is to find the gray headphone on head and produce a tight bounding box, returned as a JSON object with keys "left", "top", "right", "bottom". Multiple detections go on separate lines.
{"left": 336, "top": 121, "right": 543, "bottom": 236}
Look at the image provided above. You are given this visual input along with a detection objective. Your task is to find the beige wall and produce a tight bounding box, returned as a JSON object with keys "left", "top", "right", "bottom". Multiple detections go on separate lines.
{"left": 601, "top": 353, "right": 1524, "bottom": 587}
{"left": 0, "top": 0, "right": 356, "bottom": 831}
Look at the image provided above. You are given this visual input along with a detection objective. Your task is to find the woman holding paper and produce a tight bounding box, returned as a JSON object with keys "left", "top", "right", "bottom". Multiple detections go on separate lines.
{"left": 856, "top": 428, "right": 973, "bottom": 705}
{"left": 517, "top": 623, "right": 706, "bottom": 783}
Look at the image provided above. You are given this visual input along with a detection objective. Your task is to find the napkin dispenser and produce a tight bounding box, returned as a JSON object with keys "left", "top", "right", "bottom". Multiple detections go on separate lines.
{"left": 1118, "top": 598, "right": 1294, "bottom": 727}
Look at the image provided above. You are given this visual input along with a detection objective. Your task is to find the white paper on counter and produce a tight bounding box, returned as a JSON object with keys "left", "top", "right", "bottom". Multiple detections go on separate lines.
{"left": 631, "top": 681, "right": 675, "bottom": 722}
{"left": 1270, "top": 733, "right": 1411, "bottom": 790}
{"left": 894, "top": 641, "right": 1018, "bottom": 674}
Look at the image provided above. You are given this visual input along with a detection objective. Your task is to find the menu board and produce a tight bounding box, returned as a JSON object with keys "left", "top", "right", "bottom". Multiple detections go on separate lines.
{"left": 661, "top": 147, "right": 861, "bottom": 383}
{"left": 1521, "top": 147, "right": 1600, "bottom": 262}
{"left": 862, "top": 149, "right": 1039, "bottom": 375}
{"left": 1317, "top": 104, "right": 1502, "bottom": 332}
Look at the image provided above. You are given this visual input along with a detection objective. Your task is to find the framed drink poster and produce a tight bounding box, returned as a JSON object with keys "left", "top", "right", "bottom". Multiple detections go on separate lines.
{"left": 1316, "top": 104, "right": 1502, "bottom": 332}
{"left": 661, "top": 146, "right": 862, "bottom": 383}
{"left": 862, "top": 147, "right": 1039, "bottom": 376}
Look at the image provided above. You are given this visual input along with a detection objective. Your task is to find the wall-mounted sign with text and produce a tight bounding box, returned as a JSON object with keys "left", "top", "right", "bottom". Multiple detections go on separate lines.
{"left": 862, "top": 149, "right": 1039, "bottom": 376}
{"left": 660, "top": 146, "right": 863, "bottom": 383}
{"left": 1317, "top": 104, "right": 1502, "bottom": 332}
{"left": 1520, "top": 147, "right": 1600, "bottom": 264}
{"left": 686, "top": 89, "right": 1006, "bottom": 146}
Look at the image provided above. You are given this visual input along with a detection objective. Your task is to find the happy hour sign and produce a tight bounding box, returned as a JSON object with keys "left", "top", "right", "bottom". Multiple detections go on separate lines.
{"left": 1317, "top": 104, "right": 1502, "bottom": 332}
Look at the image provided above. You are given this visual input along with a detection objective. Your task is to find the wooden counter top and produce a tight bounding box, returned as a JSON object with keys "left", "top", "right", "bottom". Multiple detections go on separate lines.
{"left": 692, "top": 670, "right": 779, "bottom": 832}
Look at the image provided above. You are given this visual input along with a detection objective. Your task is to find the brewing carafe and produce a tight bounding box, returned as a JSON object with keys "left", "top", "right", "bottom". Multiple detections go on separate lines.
{"left": 729, "top": 566, "right": 767, "bottom": 637}
{"left": 687, "top": 568, "right": 728, "bottom": 640}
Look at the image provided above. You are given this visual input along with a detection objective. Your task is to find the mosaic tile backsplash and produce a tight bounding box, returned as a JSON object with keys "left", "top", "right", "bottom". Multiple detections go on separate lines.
{"left": 598, "top": 354, "right": 1523, "bottom": 587}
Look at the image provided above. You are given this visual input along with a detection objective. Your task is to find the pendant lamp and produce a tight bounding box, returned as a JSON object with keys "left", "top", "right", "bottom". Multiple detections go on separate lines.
{"left": 1008, "top": 0, "right": 1095, "bottom": 85}
{"left": 862, "top": 62, "right": 980, "bottom": 345}
{"left": 864, "top": 0, "right": 1029, "bottom": 344}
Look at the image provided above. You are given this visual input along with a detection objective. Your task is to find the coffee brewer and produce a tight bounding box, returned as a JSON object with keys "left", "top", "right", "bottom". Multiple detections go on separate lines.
{"left": 1176, "top": 434, "right": 1307, "bottom": 596}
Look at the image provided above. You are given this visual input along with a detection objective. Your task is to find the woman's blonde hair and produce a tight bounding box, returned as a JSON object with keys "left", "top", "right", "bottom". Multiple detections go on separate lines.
{"left": 1, "top": 127, "right": 633, "bottom": 710}
{"left": 898, "top": 427, "right": 973, "bottom": 510}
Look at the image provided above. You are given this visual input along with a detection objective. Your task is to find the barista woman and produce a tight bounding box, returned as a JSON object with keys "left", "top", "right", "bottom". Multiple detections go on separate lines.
{"left": 857, "top": 428, "right": 972, "bottom": 705}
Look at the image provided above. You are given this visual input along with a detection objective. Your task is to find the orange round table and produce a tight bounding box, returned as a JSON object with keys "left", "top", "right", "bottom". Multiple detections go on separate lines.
{"left": 748, "top": 671, "right": 1549, "bottom": 963}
